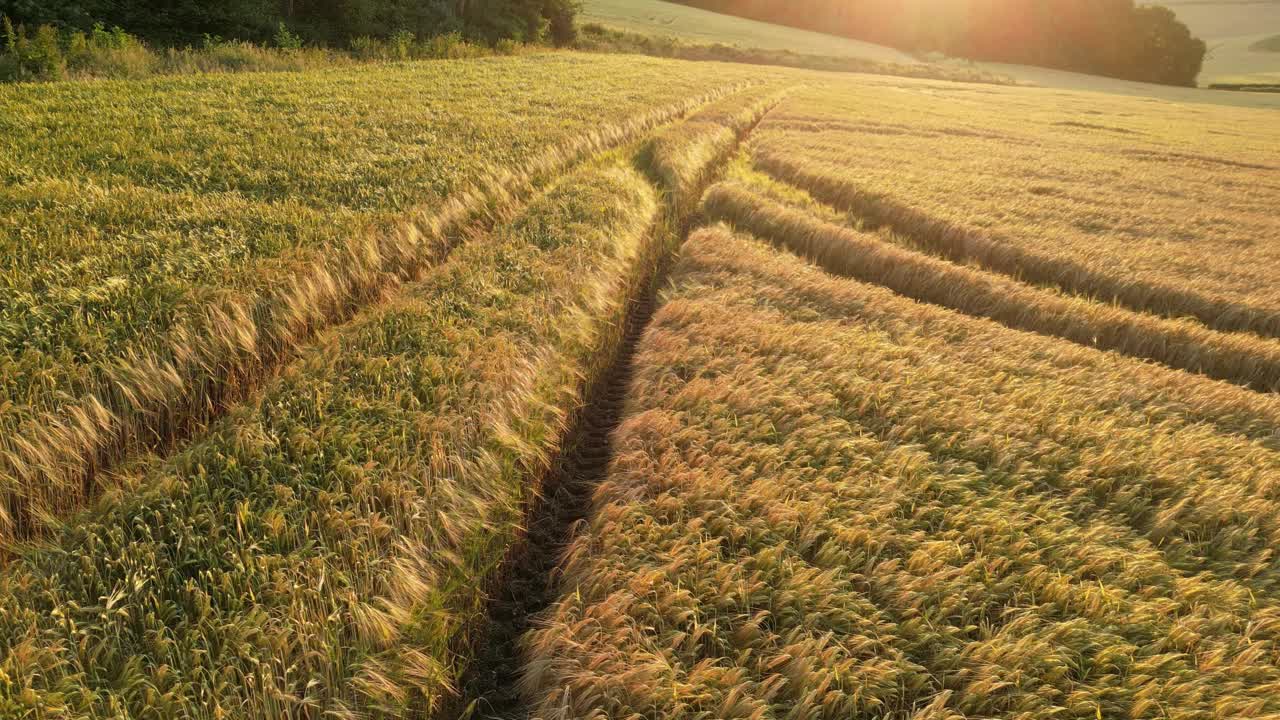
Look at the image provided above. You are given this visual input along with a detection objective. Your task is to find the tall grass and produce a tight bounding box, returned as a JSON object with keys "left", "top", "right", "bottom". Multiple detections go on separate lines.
{"left": 704, "top": 181, "right": 1280, "bottom": 392}
{"left": 0, "top": 160, "right": 662, "bottom": 718}
{"left": 521, "top": 226, "right": 1280, "bottom": 719}
{"left": 0, "top": 62, "right": 758, "bottom": 541}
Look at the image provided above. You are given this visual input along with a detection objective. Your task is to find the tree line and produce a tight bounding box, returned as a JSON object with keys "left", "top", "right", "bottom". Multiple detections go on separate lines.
{"left": 673, "top": 0, "right": 1205, "bottom": 86}
{"left": 0, "top": 0, "right": 580, "bottom": 47}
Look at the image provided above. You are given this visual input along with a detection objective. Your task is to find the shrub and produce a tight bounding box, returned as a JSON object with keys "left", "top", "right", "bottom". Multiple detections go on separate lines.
{"left": 64, "top": 23, "right": 155, "bottom": 78}
{"left": 349, "top": 34, "right": 380, "bottom": 60}
{"left": 389, "top": 28, "right": 414, "bottom": 60}
{"left": 422, "top": 31, "right": 484, "bottom": 59}
{"left": 273, "top": 21, "right": 302, "bottom": 51}
{"left": 0, "top": 18, "right": 66, "bottom": 81}
{"left": 494, "top": 37, "right": 520, "bottom": 55}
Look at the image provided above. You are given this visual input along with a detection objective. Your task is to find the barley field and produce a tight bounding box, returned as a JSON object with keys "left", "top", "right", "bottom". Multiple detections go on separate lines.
{"left": 2, "top": 21, "right": 1278, "bottom": 720}
{"left": 523, "top": 224, "right": 1280, "bottom": 719}
{"left": 748, "top": 83, "right": 1280, "bottom": 336}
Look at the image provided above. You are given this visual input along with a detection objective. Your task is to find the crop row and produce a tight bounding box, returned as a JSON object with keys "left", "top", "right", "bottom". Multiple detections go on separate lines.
{"left": 747, "top": 85, "right": 1280, "bottom": 338}
{"left": 647, "top": 84, "right": 790, "bottom": 215}
{"left": 0, "top": 56, "right": 770, "bottom": 539}
{"left": 521, "top": 226, "right": 1280, "bottom": 719}
{"left": 704, "top": 181, "right": 1280, "bottom": 393}
{"left": 0, "top": 158, "right": 663, "bottom": 719}
{"left": 749, "top": 147, "right": 1280, "bottom": 341}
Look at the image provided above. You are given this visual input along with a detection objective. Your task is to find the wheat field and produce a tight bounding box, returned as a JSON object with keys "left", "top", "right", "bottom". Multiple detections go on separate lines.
{"left": 519, "top": 71, "right": 1280, "bottom": 720}
{"left": 0, "top": 54, "right": 780, "bottom": 541}
{"left": 1, "top": 32, "right": 1278, "bottom": 720}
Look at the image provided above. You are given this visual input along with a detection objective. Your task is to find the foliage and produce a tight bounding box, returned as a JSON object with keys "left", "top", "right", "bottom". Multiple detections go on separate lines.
{"left": 523, "top": 225, "right": 1280, "bottom": 718}
{"left": 0, "top": 0, "right": 582, "bottom": 48}
{"left": 274, "top": 21, "right": 302, "bottom": 51}
{"left": 671, "top": 0, "right": 1207, "bottom": 85}
{"left": 0, "top": 16, "right": 64, "bottom": 80}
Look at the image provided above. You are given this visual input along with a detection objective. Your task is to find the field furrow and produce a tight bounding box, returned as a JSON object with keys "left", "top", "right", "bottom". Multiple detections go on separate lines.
{"left": 454, "top": 84, "right": 790, "bottom": 718}
{"left": 746, "top": 85, "right": 1280, "bottom": 339}
{"left": 0, "top": 76, "right": 795, "bottom": 718}
{"left": 750, "top": 147, "right": 1280, "bottom": 340}
{"left": 0, "top": 157, "right": 665, "bottom": 717}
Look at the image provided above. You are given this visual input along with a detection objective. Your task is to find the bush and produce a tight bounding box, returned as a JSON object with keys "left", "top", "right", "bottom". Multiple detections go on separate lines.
{"left": 65, "top": 23, "right": 155, "bottom": 78}
{"left": 424, "top": 31, "right": 484, "bottom": 59}
{"left": 273, "top": 21, "right": 302, "bottom": 51}
{"left": 0, "top": 18, "right": 165, "bottom": 81}
{"left": 389, "top": 28, "right": 414, "bottom": 60}
{"left": 1, "top": 17, "right": 66, "bottom": 80}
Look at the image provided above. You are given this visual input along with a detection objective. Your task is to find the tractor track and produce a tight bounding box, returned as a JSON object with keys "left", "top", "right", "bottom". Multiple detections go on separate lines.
{"left": 449, "top": 89, "right": 787, "bottom": 720}
{"left": 458, "top": 289, "right": 656, "bottom": 720}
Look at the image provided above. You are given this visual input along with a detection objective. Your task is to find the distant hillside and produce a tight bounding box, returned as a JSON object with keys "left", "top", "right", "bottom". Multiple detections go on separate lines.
{"left": 1149, "top": 1, "right": 1280, "bottom": 84}
{"left": 579, "top": 0, "right": 917, "bottom": 65}
{"left": 659, "top": 0, "right": 1206, "bottom": 86}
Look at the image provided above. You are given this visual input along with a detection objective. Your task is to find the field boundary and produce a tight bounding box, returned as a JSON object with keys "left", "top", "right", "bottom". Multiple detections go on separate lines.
{"left": 0, "top": 81, "right": 758, "bottom": 542}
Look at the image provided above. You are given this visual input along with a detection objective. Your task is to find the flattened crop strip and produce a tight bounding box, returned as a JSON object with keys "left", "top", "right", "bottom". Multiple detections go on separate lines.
{"left": 0, "top": 82, "right": 753, "bottom": 541}
{"left": 704, "top": 182, "right": 1280, "bottom": 393}
{"left": 647, "top": 86, "right": 791, "bottom": 217}
{"left": 751, "top": 147, "right": 1280, "bottom": 340}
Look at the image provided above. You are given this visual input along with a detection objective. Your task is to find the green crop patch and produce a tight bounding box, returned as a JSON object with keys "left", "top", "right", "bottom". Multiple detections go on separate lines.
{"left": 0, "top": 54, "right": 776, "bottom": 537}
{"left": 0, "top": 157, "right": 662, "bottom": 718}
